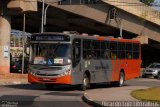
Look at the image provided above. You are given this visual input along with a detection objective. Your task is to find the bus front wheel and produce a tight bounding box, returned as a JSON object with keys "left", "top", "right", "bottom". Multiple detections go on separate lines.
{"left": 81, "top": 73, "right": 90, "bottom": 91}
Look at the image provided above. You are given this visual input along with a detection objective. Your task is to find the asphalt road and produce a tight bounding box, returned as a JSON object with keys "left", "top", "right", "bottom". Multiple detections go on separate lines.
{"left": 125, "top": 77, "right": 160, "bottom": 87}
{"left": 0, "top": 78, "right": 159, "bottom": 107}
{"left": 0, "top": 84, "right": 91, "bottom": 107}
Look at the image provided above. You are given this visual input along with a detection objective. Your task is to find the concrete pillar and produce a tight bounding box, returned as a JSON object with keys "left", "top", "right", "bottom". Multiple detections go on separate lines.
{"left": 0, "top": 16, "right": 11, "bottom": 74}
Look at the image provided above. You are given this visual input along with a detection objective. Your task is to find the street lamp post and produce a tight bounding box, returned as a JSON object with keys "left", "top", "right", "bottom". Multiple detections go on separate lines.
{"left": 44, "top": 2, "right": 58, "bottom": 26}
{"left": 41, "top": 0, "right": 45, "bottom": 33}
{"left": 44, "top": 4, "right": 50, "bottom": 26}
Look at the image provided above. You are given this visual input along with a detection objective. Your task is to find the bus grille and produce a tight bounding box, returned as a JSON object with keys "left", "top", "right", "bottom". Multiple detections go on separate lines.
{"left": 38, "top": 67, "right": 62, "bottom": 71}
{"left": 36, "top": 74, "right": 59, "bottom": 76}
{"left": 38, "top": 78, "right": 57, "bottom": 82}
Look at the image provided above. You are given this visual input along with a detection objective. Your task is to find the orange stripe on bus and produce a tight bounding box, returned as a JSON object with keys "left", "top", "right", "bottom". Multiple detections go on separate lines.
{"left": 110, "top": 59, "right": 141, "bottom": 81}
{"left": 28, "top": 73, "right": 72, "bottom": 84}
{"left": 97, "top": 37, "right": 105, "bottom": 41}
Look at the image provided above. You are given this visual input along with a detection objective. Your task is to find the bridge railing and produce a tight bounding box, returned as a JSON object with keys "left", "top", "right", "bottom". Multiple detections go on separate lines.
{"left": 103, "top": 0, "right": 160, "bottom": 25}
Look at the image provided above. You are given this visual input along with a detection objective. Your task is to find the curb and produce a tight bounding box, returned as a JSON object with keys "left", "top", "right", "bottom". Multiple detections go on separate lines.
{"left": 82, "top": 92, "right": 160, "bottom": 107}
{"left": 0, "top": 81, "right": 28, "bottom": 86}
{"left": 82, "top": 93, "right": 102, "bottom": 107}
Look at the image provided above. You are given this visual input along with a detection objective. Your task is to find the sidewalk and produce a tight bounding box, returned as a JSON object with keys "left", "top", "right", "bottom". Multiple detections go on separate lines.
{"left": 0, "top": 73, "right": 28, "bottom": 85}
{"left": 82, "top": 86, "right": 149, "bottom": 106}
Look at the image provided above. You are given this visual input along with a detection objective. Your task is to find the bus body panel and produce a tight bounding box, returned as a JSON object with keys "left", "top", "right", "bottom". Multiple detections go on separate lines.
{"left": 71, "top": 59, "right": 112, "bottom": 84}
{"left": 111, "top": 59, "right": 141, "bottom": 82}
{"left": 70, "top": 62, "right": 83, "bottom": 85}
{"left": 28, "top": 65, "right": 73, "bottom": 84}
{"left": 100, "top": 60, "right": 112, "bottom": 82}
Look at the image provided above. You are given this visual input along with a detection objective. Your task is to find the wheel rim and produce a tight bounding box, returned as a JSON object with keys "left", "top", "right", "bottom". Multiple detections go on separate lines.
{"left": 120, "top": 74, "right": 124, "bottom": 86}
{"left": 83, "top": 77, "right": 87, "bottom": 87}
{"left": 83, "top": 76, "right": 88, "bottom": 87}
{"left": 83, "top": 75, "right": 89, "bottom": 90}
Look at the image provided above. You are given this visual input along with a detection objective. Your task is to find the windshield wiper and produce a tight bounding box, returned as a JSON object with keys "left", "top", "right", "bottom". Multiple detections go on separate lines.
{"left": 52, "top": 43, "right": 61, "bottom": 58}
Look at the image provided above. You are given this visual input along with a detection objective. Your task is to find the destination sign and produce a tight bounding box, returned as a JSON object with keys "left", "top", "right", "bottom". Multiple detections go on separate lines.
{"left": 31, "top": 34, "right": 70, "bottom": 41}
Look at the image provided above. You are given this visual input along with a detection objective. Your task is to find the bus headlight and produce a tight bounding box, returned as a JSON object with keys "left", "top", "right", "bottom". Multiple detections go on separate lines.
{"left": 30, "top": 71, "right": 36, "bottom": 76}
{"left": 68, "top": 59, "right": 71, "bottom": 63}
{"left": 59, "top": 65, "right": 71, "bottom": 77}
{"left": 66, "top": 65, "right": 71, "bottom": 75}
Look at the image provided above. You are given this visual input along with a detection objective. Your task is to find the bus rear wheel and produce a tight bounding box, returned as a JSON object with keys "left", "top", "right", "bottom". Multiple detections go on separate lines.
{"left": 112, "top": 72, "right": 125, "bottom": 87}
{"left": 81, "top": 73, "right": 90, "bottom": 91}
{"left": 118, "top": 72, "right": 125, "bottom": 87}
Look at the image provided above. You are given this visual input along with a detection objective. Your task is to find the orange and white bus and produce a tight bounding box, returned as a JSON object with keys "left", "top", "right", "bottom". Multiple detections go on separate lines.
{"left": 28, "top": 32, "right": 141, "bottom": 90}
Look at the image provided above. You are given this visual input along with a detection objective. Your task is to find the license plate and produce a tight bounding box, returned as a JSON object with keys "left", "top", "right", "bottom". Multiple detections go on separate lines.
{"left": 43, "top": 78, "right": 50, "bottom": 81}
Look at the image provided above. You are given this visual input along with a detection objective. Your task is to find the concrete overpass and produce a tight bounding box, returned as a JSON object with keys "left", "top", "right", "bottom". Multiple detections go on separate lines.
{"left": 0, "top": 0, "right": 160, "bottom": 73}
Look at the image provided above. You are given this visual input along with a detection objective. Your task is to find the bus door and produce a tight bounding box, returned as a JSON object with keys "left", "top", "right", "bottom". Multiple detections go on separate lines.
{"left": 72, "top": 39, "right": 82, "bottom": 84}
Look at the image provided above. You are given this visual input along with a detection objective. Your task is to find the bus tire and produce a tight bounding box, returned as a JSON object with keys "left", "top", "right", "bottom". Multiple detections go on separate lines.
{"left": 81, "top": 73, "right": 90, "bottom": 91}
{"left": 45, "top": 84, "right": 54, "bottom": 90}
{"left": 142, "top": 74, "right": 147, "bottom": 78}
{"left": 118, "top": 72, "right": 125, "bottom": 87}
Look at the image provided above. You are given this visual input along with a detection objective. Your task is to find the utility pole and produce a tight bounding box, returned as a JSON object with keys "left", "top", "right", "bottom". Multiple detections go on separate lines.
{"left": 22, "top": 14, "right": 26, "bottom": 74}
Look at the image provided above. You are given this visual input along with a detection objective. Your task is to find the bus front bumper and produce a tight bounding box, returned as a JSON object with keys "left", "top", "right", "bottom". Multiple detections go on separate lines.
{"left": 28, "top": 73, "right": 72, "bottom": 85}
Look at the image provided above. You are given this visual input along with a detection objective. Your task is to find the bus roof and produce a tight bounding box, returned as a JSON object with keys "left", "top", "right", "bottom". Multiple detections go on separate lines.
{"left": 31, "top": 32, "right": 140, "bottom": 44}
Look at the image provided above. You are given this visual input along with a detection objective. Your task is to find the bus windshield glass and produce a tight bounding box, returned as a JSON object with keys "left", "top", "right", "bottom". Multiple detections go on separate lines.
{"left": 31, "top": 43, "right": 71, "bottom": 65}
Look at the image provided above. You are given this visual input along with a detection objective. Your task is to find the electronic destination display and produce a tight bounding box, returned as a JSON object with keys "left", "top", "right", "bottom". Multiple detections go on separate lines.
{"left": 31, "top": 34, "right": 70, "bottom": 41}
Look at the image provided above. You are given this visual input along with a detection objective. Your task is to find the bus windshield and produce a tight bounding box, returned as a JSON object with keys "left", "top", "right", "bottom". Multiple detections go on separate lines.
{"left": 31, "top": 43, "right": 71, "bottom": 65}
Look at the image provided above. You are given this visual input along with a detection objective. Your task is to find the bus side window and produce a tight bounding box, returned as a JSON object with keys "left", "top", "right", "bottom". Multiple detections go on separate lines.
{"left": 133, "top": 43, "right": 139, "bottom": 59}
{"left": 73, "top": 39, "right": 81, "bottom": 67}
{"left": 110, "top": 42, "right": 117, "bottom": 59}
{"left": 126, "top": 43, "right": 132, "bottom": 59}
{"left": 111, "top": 52, "right": 117, "bottom": 59}
{"left": 101, "top": 41, "right": 110, "bottom": 59}
{"left": 103, "top": 50, "right": 110, "bottom": 59}
{"left": 126, "top": 52, "right": 132, "bottom": 59}
{"left": 83, "top": 39, "right": 93, "bottom": 59}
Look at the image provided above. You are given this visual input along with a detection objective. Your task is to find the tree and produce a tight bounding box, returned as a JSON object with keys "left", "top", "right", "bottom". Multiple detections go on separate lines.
{"left": 140, "top": 0, "right": 155, "bottom": 6}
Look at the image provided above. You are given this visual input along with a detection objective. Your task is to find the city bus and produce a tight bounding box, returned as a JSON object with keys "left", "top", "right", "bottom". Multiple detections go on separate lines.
{"left": 28, "top": 32, "right": 141, "bottom": 90}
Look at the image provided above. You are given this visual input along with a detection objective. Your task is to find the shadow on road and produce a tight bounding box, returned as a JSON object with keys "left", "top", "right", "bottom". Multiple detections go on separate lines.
{"left": 3, "top": 82, "right": 133, "bottom": 92}
{"left": 3, "top": 84, "right": 45, "bottom": 90}
{"left": 4, "top": 78, "right": 159, "bottom": 92}
{"left": 3, "top": 84, "right": 83, "bottom": 92}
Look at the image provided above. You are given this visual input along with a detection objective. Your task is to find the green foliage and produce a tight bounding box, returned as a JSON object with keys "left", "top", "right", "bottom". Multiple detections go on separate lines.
{"left": 131, "top": 87, "right": 160, "bottom": 103}
{"left": 140, "top": 0, "right": 155, "bottom": 6}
